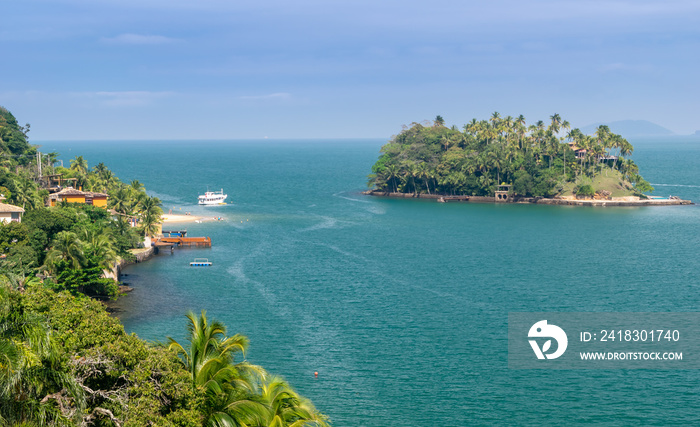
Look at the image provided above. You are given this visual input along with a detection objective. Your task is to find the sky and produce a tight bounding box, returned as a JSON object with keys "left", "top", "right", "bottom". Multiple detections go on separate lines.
{"left": 1, "top": 0, "right": 699, "bottom": 140}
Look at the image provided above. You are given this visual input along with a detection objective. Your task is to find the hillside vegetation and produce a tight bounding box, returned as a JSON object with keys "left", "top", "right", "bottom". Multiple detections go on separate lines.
{"left": 368, "top": 113, "right": 653, "bottom": 199}
{"left": 0, "top": 106, "right": 329, "bottom": 426}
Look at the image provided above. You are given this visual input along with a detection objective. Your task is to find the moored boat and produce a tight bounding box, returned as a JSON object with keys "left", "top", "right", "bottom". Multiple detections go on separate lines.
{"left": 198, "top": 189, "right": 228, "bottom": 205}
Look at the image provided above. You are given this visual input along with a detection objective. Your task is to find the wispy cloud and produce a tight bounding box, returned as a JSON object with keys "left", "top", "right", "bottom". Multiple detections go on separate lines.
{"left": 92, "top": 91, "right": 174, "bottom": 106}
{"left": 238, "top": 93, "right": 292, "bottom": 101}
{"left": 100, "top": 33, "right": 177, "bottom": 45}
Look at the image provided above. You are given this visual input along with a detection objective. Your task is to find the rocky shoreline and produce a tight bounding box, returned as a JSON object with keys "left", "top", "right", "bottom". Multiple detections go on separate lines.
{"left": 362, "top": 190, "right": 693, "bottom": 207}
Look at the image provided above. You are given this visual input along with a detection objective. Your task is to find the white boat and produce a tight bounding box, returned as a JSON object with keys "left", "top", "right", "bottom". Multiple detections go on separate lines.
{"left": 198, "top": 189, "right": 228, "bottom": 205}
{"left": 190, "top": 258, "right": 212, "bottom": 267}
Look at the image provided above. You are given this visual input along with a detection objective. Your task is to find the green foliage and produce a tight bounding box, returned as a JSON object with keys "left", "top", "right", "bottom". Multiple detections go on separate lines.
{"left": 0, "top": 285, "right": 329, "bottom": 427}
{"left": 10, "top": 284, "right": 205, "bottom": 426}
{"left": 24, "top": 207, "right": 79, "bottom": 238}
{"left": 169, "top": 311, "right": 330, "bottom": 427}
{"left": 369, "top": 114, "right": 649, "bottom": 198}
{"left": 574, "top": 184, "right": 595, "bottom": 198}
{"left": 629, "top": 174, "right": 654, "bottom": 195}
{"left": 0, "top": 284, "right": 84, "bottom": 426}
{"left": 0, "top": 106, "right": 34, "bottom": 158}
{"left": 50, "top": 257, "right": 120, "bottom": 299}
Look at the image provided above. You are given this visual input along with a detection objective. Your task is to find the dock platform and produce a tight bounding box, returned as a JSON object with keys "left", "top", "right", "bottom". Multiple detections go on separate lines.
{"left": 152, "top": 236, "right": 211, "bottom": 253}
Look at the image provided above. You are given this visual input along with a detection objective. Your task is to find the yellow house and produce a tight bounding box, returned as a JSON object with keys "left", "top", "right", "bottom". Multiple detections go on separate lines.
{"left": 49, "top": 187, "right": 109, "bottom": 208}
{"left": 0, "top": 203, "right": 24, "bottom": 223}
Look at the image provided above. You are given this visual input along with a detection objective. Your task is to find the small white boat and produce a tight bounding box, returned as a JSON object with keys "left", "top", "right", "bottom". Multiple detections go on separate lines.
{"left": 198, "top": 189, "right": 228, "bottom": 205}
{"left": 190, "top": 258, "right": 212, "bottom": 267}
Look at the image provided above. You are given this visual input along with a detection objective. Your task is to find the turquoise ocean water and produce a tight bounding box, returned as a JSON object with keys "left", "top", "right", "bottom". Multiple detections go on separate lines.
{"left": 43, "top": 137, "right": 700, "bottom": 425}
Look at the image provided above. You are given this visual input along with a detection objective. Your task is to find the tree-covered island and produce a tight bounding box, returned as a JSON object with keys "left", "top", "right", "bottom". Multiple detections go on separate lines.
{"left": 368, "top": 113, "right": 655, "bottom": 200}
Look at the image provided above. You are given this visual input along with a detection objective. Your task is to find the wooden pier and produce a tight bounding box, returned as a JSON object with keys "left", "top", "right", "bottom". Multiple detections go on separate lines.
{"left": 155, "top": 236, "right": 211, "bottom": 247}
{"left": 153, "top": 236, "right": 211, "bottom": 253}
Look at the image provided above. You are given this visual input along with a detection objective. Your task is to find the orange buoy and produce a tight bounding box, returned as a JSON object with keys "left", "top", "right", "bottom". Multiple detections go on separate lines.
{"left": 314, "top": 371, "right": 318, "bottom": 377}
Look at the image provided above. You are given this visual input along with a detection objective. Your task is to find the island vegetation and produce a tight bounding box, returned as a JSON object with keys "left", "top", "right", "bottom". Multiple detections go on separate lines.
{"left": 0, "top": 106, "right": 329, "bottom": 426}
{"left": 368, "top": 113, "right": 654, "bottom": 199}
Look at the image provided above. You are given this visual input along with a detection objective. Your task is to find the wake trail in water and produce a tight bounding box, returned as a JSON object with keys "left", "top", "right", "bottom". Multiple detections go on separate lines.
{"left": 297, "top": 215, "right": 353, "bottom": 232}
{"left": 650, "top": 183, "right": 700, "bottom": 188}
{"left": 333, "top": 192, "right": 371, "bottom": 203}
{"left": 226, "top": 241, "right": 291, "bottom": 318}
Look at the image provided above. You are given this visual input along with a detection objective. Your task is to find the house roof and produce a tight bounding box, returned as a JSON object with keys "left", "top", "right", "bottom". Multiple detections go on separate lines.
{"left": 49, "top": 187, "right": 108, "bottom": 199}
{"left": 0, "top": 203, "right": 24, "bottom": 213}
{"left": 53, "top": 187, "right": 85, "bottom": 196}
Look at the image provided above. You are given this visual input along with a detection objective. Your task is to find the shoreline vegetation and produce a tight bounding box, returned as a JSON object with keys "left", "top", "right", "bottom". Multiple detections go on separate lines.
{"left": 366, "top": 114, "right": 692, "bottom": 206}
{"left": 0, "top": 106, "right": 329, "bottom": 425}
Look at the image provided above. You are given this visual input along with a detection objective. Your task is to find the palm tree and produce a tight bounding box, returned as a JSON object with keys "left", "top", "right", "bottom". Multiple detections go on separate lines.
{"left": 168, "top": 311, "right": 267, "bottom": 426}
{"left": 257, "top": 376, "right": 330, "bottom": 427}
{"left": 417, "top": 163, "right": 432, "bottom": 194}
{"left": 385, "top": 164, "right": 400, "bottom": 193}
{"left": 490, "top": 111, "right": 501, "bottom": 127}
{"left": 43, "top": 231, "right": 85, "bottom": 273}
{"left": 403, "top": 164, "right": 419, "bottom": 195}
{"left": 93, "top": 162, "right": 108, "bottom": 176}
{"left": 0, "top": 285, "right": 84, "bottom": 425}
{"left": 137, "top": 196, "right": 163, "bottom": 237}
{"left": 515, "top": 114, "right": 526, "bottom": 150}
{"left": 549, "top": 113, "right": 562, "bottom": 135}
{"left": 440, "top": 135, "right": 452, "bottom": 151}
{"left": 80, "top": 228, "right": 118, "bottom": 271}
{"left": 69, "top": 155, "right": 88, "bottom": 174}
{"left": 45, "top": 152, "right": 60, "bottom": 174}
{"left": 109, "top": 187, "right": 133, "bottom": 215}
{"left": 11, "top": 178, "right": 38, "bottom": 210}
{"left": 130, "top": 179, "right": 144, "bottom": 192}
{"left": 98, "top": 168, "right": 116, "bottom": 192}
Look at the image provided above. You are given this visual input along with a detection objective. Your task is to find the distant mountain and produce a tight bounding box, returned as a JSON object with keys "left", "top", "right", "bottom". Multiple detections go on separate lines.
{"left": 579, "top": 120, "right": 673, "bottom": 138}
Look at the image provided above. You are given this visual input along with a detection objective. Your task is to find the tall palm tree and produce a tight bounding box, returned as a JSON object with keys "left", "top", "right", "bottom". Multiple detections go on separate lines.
{"left": 137, "top": 196, "right": 163, "bottom": 237}
{"left": 416, "top": 163, "right": 432, "bottom": 194}
{"left": 489, "top": 111, "right": 501, "bottom": 127}
{"left": 403, "top": 164, "right": 419, "bottom": 195}
{"left": 10, "top": 178, "right": 38, "bottom": 210}
{"left": 45, "top": 152, "right": 60, "bottom": 175}
{"left": 385, "top": 165, "right": 400, "bottom": 193}
{"left": 168, "top": 311, "right": 267, "bottom": 426}
{"left": 43, "top": 231, "right": 85, "bottom": 273}
{"left": 69, "top": 156, "right": 88, "bottom": 175}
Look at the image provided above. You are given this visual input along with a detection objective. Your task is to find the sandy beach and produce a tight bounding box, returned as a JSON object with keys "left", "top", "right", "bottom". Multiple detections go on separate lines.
{"left": 161, "top": 213, "right": 228, "bottom": 223}
{"left": 161, "top": 213, "right": 204, "bottom": 223}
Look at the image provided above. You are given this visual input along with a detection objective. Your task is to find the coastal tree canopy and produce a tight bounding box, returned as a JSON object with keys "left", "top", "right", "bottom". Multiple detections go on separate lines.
{"left": 368, "top": 114, "right": 653, "bottom": 198}
{"left": 0, "top": 105, "right": 329, "bottom": 427}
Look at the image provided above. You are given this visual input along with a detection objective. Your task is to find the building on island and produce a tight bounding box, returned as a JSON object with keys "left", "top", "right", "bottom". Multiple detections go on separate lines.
{"left": 0, "top": 202, "right": 24, "bottom": 223}
{"left": 37, "top": 174, "right": 78, "bottom": 193}
{"left": 48, "top": 187, "right": 109, "bottom": 208}
{"left": 567, "top": 142, "right": 587, "bottom": 159}
{"left": 495, "top": 184, "right": 512, "bottom": 202}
